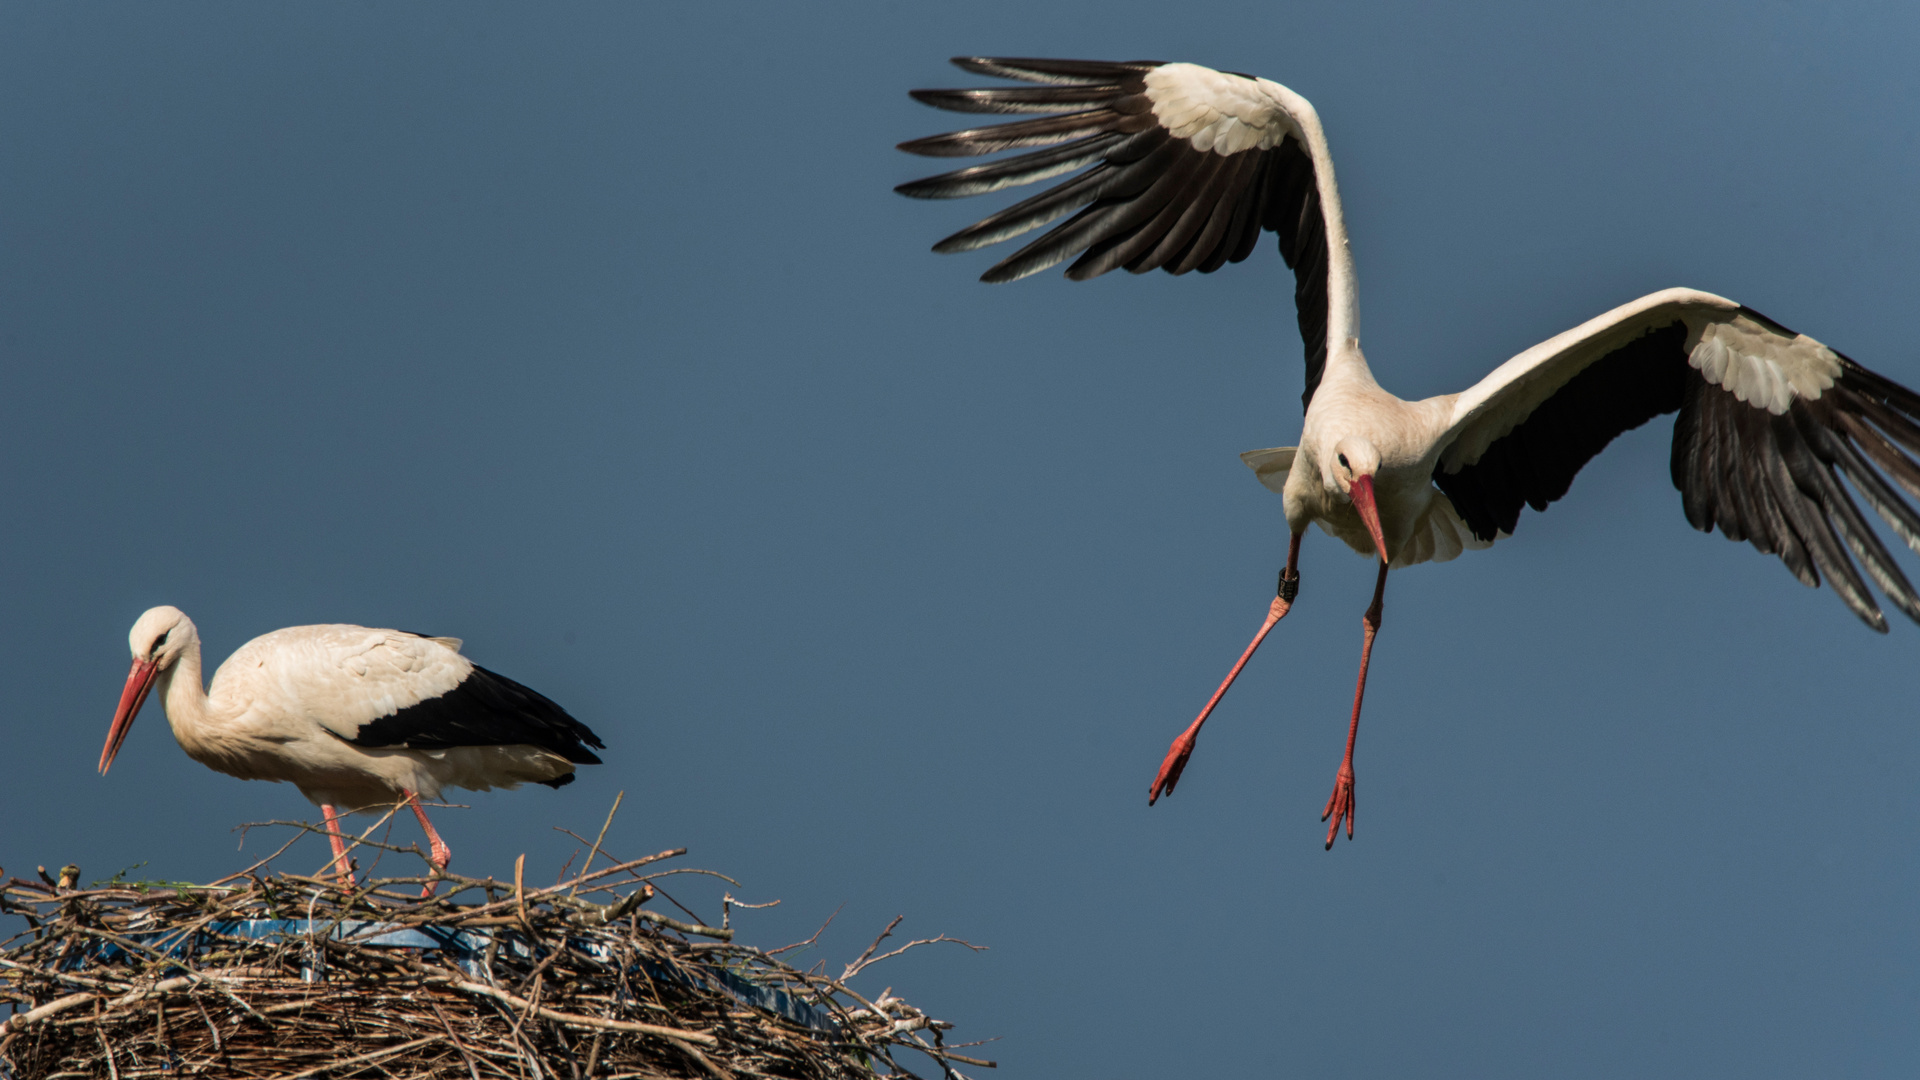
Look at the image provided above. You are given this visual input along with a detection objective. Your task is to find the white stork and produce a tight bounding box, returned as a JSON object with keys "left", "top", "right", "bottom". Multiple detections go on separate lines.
{"left": 896, "top": 57, "right": 1920, "bottom": 847}
{"left": 99, "top": 606, "right": 604, "bottom": 889}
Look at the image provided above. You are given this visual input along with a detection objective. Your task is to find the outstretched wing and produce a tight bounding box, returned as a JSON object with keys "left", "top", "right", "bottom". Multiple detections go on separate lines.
{"left": 1437, "top": 287, "right": 1920, "bottom": 631}
{"left": 897, "top": 57, "right": 1354, "bottom": 409}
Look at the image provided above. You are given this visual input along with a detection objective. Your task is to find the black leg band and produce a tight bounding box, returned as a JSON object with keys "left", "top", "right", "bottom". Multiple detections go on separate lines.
{"left": 1278, "top": 569, "right": 1299, "bottom": 603}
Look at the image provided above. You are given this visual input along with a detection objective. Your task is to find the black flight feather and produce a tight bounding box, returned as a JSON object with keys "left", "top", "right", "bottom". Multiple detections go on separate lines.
{"left": 343, "top": 663, "right": 606, "bottom": 765}
{"left": 1437, "top": 313, "right": 1920, "bottom": 630}
{"left": 949, "top": 57, "right": 1160, "bottom": 86}
{"left": 897, "top": 57, "right": 1336, "bottom": 410}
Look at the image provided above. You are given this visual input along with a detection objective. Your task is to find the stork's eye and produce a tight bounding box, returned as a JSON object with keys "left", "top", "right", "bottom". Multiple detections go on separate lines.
{"left": 1338, "top": 454, "right": 1350, "bottom": 469}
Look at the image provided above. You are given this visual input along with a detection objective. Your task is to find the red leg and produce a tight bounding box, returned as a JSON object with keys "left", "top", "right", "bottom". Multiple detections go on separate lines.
{"left": 1150, "top": 533, "right": 1303, "bottom": 804}
{"left": 1323, "top": 560, "right": 1388, "bottom": 849}
{"left": 321, "top": 804, "right": 357, "bottom": 888}
{"left": 404, "top": 790, "right": 452, "bottom": 898}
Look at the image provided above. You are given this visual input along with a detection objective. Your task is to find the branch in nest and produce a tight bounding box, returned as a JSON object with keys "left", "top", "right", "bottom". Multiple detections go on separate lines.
{"left": 557, "top": 884, "right": 654, "bottom": 928}
{"left": 843, "top": 917, "right": 986, "bottom": 982}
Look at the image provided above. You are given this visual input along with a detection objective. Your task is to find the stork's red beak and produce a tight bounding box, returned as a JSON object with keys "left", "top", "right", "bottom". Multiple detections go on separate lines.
{"left": 100, "top": 658, "right": 159, "bottom": 775}
{"left": 1348, "top": 474, "right": 1389, "bottom": 564}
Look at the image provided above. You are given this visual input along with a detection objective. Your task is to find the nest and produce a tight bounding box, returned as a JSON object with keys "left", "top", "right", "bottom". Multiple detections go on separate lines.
{"left": 0, "top": 814, "right": 989, "bottom": 1080}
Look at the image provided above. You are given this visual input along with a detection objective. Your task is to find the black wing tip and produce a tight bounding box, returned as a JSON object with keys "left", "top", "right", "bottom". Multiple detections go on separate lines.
{"left": 452, "top": 663, "right": 607, "bottom": 758}
{"left": 537, "top": 771, "right": 576, "bottom": 789}
{"left": 951, "top": 55, "right": 1163, "bottom": 70}
{"left": 945, "top": 57, "right": 1163, "bottom": 86}
{"left": 895, "top": 133, "right": 969, "bottom": 158}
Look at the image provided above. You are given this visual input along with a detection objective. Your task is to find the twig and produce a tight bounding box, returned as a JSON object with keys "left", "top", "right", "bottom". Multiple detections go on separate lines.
{"left": 265, "top": 1033, "right": 442, "bottom": 1079}
{"left": 568, "top": 791, "right": 624, "bottom": 900}
{"left": 559, "top": 885, "right": 654, "bottom": 928}
{"left": 429, "top": 974, "right": 718, "bottom": 1046}
{"left": 768, "top": 904, "right": 841, "bottom": 957}
{"left": 841, "top": 916, "right": 904, "bottom": 982}
{"left": 94, "top": 1024, "right": 120, "bottom": 1080}
{"left": 636, "top": 910, "right": 732, "bottom": 942}
{"left": 847, "top": 934, "right": 986, "bottom": 980}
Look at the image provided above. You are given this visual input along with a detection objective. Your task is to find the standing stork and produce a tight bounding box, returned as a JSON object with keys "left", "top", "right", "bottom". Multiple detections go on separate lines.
{"left": 100, "top": 606, "right": 604, "bottom": 889}
{"left": 895, "top": 57, "right": 1920, "bottom": 847}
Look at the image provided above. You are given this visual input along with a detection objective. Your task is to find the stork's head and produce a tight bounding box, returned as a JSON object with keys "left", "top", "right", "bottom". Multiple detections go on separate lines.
{"left": 100, "top": 606, "right": 197, "bottom": 775}
{"left": 1327, "top": 437, "right": 1389, "bottom": 564}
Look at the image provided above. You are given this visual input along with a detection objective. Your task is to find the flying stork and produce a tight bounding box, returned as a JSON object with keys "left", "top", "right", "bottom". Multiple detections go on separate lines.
{"left": 895, "top": 57, "right": 1920, "bottom": 847}
{"left": 100, "top": 606, "right": 604, "bottom": 889}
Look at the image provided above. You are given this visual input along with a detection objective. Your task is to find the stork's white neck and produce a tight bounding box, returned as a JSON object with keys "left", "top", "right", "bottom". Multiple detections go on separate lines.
{"left": 1257, "top": 76, "right": 1360, "bottom": 350}
{"left": 157, "top": 635, "right": 218, "bottom": 752}
{"left": 1317, "top": 185, "right": 1360, "bottom": 353}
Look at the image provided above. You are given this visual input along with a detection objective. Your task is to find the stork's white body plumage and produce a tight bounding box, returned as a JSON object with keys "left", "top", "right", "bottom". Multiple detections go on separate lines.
{"left": 101, "top": 606, "right": 604, "bottom": 888}
{"left": 898, "top": 58, "right": 1920, "bottom": 845}
{"left": 162, "top": 621, "right": 575, "bottom": 808}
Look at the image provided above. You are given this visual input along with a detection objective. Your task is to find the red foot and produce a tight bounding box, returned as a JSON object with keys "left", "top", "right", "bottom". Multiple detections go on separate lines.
{"left": 421, "top": 843, "right": 449, "bottom": 900}
{"left": 1320, "top": 761, "right": 1355, "bottom": 849}
{"left": 1148, "top": 588, "right": 1295, "bottom": 806}
{"left": 1149, "top": 727, "right": 1199, "bottom": 805}
{"left": 321, "top": 805, "right": 360, "bottom": 889}
{"left": 404, "top": 790, "right": 452, "bottom": 898}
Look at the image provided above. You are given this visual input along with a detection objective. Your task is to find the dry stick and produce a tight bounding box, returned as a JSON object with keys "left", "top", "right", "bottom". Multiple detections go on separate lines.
{"left": 0, "top": 974, "right": 199, "bottom": 1037}
{"left": 373, "top": 953, "right": 719, "bottom": 1048}
{"left": 153, "top": 998, "right": 172, "bottom": 1068}
{"left": 243, "top": 817, "right": 422, "bottom": 866}
{"left": 111, "top": 903, "right": 239, "bottom": 979}
{"left": 840, "top": 916, "right": 904, "bottom": 982}
{"left": 236, "top": 809, "right": 412, "bottom": 887}
{"left": 767, "top": 904, "right": 841, "bottom": 957}
{"left": 261, "top": 1033, "right": 443, "bottom": 1080}
{"left": 386, "top": 851, "right": 685, "bottom": 926}
{"left": 644, "top": 883, "right": 710, "bottom": 932}
{"left": 926, "top": 1049, "right": 997, "bottom": 1069}
{"left": 480, "top": 995, "right": 547, "bottom": 1080}
{"left": 94, "top": 1023, "right": 121, "bottom": 1080}
{"left": 211, "top": 826, "right": 313, "bottom": 887}
{"left": 635, "top": 868, "right": 742, "bottom": 890}
{"left": 511, "top": 945, "right": 566, "bottom": 998}
{"left": 66, "top": 926, "right": 273, "bottom": 1029}
{"left": 846, "top": 934, "right": 985, "bottom": 981}
{"left": 0, "top": 956, "right": 125, "bottom": 992}
{"left": 560, "top": 885, "right": 653, "bottom": 929}
{"left": 429, "top": 997, "right": 487, "bottom": 1080}
{"left": 493, "top": 968, "right": 545, "bottom": 1080}
{"left": 514, "top": 855, "right": 537, "bottom": 941}
{"left": 191, "top": 994, "right": 221, "bottom": 1054}
{"left": 674, "top": 1039, "right": 737, "bottom": 1080}
{"left": 0, "top": 990, "right": 96, "bottom": 1035}
{"left": 582, "top": 1030, "right": 606, "bottom": 1078}
{"left": 336, "top": 801, "right": 408, "bottom": 881}
{"left": 635, "top": 910, "right": 730, "bottom": 942}
{"left": 569, "top": 792, "right": 624, "bottom": 900}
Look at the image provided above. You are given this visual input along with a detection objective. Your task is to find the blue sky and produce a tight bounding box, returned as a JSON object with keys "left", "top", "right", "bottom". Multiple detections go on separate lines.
{"left": 3, "top": 2, "right": 1917, "bottom": 1076}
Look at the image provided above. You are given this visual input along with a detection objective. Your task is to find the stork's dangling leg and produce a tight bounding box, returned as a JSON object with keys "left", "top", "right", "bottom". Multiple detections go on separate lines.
{"left": 320, "top": 804, "right": 357, "bottom": 888}
{"left": 1322, "top": 560, "right": 1388, "bottom": 848}
{"left": 402, "top": 790, "right": 452, "bottom": 898}
{"left": 1150, "top": 532, "right": 1304, "bottom": 804}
